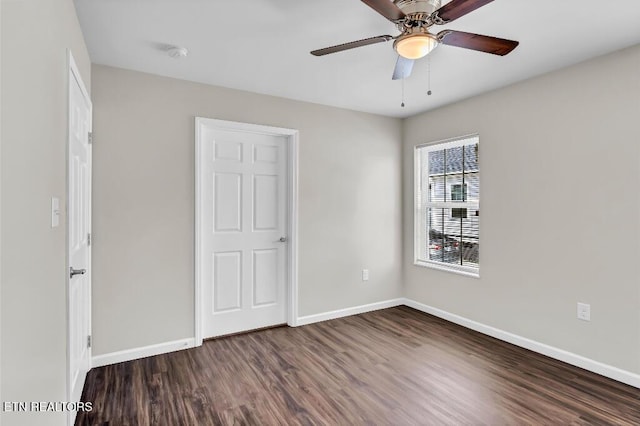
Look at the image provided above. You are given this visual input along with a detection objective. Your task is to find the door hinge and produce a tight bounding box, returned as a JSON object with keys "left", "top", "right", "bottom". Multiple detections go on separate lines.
{"left": 87, "top": 233, "right": 91, "bottom": 246}
{"left": 88, "top": 131, "right": 93, "bottom": 144}
{"left": 87, "top": 335, "right": 92, "bottom": 348}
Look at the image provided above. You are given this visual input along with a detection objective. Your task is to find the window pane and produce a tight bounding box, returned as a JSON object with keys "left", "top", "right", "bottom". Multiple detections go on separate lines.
{"left": 445, "top": 146, "right": 464, "bottom": 201}
{"left": 428, "top": 149, "right": 445, "bottom": 203}
{"left": 464, "top": 142, "right": 479, "bottom": 203}
{"left": 464, "top": 142, "right": 479, "bottom": 172}
{"left": 427, "top": 208, "right": 461, "bottom": 265}
{"left": 461, "top": 208, "right": 479, "bottom": 267}
{"left": 427, "top": 207, "right": 479, "bottom": 267}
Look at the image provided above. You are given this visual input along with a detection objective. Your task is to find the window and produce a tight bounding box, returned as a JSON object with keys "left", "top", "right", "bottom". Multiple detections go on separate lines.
{"left": 451, "top": 208, "right": 467, "bottom": 219}
{"left": 414, "top": 135, "right": 479, "bottom": 276}
{"left": 450, "top": 183, "right": 467, "bottom": 201}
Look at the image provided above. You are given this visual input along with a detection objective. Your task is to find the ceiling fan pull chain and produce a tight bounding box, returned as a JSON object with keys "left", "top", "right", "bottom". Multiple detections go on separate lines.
{"left": 401, "top": 78, "right": 405, "bottom": 108}
{"left": 427, "top": 56, "right": 433, "bottom": 96}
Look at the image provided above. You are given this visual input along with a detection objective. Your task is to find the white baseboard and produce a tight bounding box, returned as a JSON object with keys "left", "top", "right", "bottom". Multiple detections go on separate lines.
{"left": 91, "top": 301, "right": 640, "bottom": 390}
{"left": 295, "top": 298, "right": 405, "bottom": 326}
{"left": 91, "top": 298, "right": 403, "bottom": 368}
{"left": 92, "top": 338, "right": 195, "bottom": 368}
{"left": 403, "top": 298, "right": 640, "bottom": 389}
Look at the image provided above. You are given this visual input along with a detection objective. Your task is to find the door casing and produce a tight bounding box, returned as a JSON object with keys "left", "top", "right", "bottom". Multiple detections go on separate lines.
{"left": 194, "top": 117, "right": 299, "bottom": 345}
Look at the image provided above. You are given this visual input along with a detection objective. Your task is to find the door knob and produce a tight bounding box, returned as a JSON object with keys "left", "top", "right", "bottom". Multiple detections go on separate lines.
{"left": 70, "top": 267, "right": 86, "bottom": 279}
{"left": 279, "top": 237, "right": 287, "bottom": 242}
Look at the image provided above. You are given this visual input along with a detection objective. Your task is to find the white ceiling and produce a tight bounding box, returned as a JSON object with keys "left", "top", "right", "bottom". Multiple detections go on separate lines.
{"left": 74, "top": 0, "right": 640, "bottom": 118}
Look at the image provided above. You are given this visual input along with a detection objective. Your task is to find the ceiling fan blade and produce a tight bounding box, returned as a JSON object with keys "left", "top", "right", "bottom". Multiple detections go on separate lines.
{"left": 392, "top": 56, "right": 415, "bottom": 80}
{"left": 310, "top": 35, "right": 393, "bottom": 56}
{"left": 433, "top": 0, "right": 495, "bottom": 23}
{"left": 438, "top": 30, "right": 519, "bottom": 56}
{"left": 361, "top": 0, "right": 406, "bottom": 22}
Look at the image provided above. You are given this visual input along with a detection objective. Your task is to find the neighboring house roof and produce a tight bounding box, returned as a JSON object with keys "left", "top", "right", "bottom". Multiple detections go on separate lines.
{"left": 428, "top": 144, "right": 479, "bottom": 175}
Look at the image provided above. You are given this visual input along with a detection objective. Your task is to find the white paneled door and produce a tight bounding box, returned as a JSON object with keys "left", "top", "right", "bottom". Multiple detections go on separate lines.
{"left": 197, "top": 119, "right": 291, "bottom": 338}
{"left": 67, "top": 52, "right": 92, "bottom": 416}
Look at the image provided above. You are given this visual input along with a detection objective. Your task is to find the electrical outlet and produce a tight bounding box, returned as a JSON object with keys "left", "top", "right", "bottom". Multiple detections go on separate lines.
{"left": 362, "top": 269, "right": 369, "bottom": 281}
{"left": 577, "top": 302, "right": 591, "bottom": 321}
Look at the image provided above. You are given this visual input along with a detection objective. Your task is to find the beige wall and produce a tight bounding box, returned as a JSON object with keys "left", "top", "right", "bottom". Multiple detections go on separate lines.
{"left": 1, "top": 0, "right": 91, "bottom": 425}
{"left": 90, "top": 65, "right": 403, "bottom": 355}
{"left": 403, "top": 45, "right": 640, "bottom": 374}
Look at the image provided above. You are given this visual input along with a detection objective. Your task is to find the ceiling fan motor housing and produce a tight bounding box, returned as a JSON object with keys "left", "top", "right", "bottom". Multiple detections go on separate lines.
{"left": 395, "top": 0, "right": 442, "bottom": 16}
{"left": 395, "top": 0, "right": 442, "bottom": 33}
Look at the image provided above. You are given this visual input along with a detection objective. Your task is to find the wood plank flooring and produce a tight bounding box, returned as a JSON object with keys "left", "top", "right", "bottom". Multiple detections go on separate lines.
{"left": 76, "top": 306, "right": 640, "bottom": 425}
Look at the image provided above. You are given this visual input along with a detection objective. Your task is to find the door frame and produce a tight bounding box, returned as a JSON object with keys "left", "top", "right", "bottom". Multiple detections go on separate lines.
{"left": 194, "top": 117, "right": 299, "bottom": 346}
{"left": 66, "top": 50, "right": 92, "bottom": 425}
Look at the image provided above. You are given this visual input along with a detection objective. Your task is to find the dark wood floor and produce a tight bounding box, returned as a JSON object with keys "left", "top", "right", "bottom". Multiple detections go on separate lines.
{"left": 76, "top": 306, "right": 640, "bottom": 425}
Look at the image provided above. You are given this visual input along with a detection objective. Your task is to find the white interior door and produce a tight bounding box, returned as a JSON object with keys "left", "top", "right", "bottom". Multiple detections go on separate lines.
{"left": 198, "top": 121, "right": 289, "bottom": 338}
{"left": 68, "top": 53, "right": 92, "bottom": 412}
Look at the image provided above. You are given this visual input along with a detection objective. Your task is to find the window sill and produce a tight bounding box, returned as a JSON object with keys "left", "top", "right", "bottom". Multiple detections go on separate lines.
{"left": 413, "top": 259, "right": 480, "bottom": 279}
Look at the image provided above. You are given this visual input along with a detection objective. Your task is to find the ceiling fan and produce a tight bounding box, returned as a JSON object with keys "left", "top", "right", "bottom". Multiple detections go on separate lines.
{"left": 311, "top": 0, "right": 519, "bottom": 80}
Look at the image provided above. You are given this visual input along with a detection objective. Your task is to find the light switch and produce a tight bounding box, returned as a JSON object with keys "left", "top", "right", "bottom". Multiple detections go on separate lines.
{"left": 51, "top": 197, "right": 60, "bottom": 228}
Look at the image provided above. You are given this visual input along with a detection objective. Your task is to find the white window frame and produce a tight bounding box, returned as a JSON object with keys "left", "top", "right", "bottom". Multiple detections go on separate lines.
{"left": 414, "top": 134, "right": 480, "bottom": 278}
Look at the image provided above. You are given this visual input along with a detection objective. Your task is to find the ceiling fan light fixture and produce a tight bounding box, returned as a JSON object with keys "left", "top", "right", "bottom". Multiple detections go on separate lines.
{"left": 394, "top": 33, "right": 438, "bottom": 59}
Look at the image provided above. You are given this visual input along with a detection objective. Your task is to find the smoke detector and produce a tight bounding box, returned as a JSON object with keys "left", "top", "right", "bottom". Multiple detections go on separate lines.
{"left": 167, "top": 46, "right": 189, "bottom": 59}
